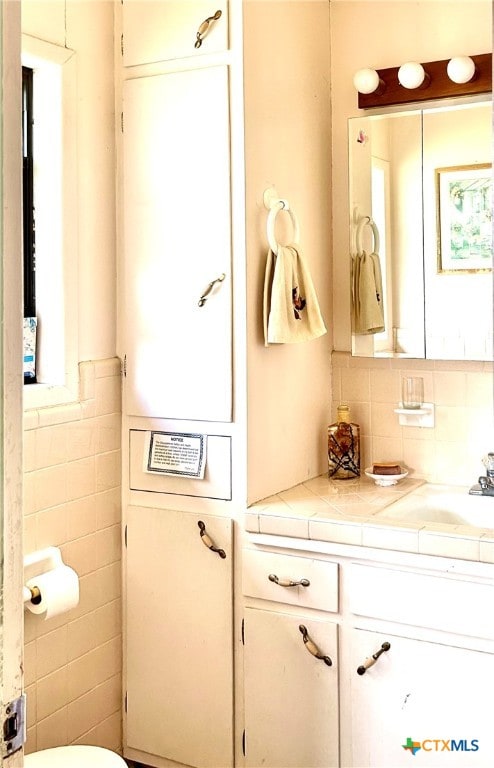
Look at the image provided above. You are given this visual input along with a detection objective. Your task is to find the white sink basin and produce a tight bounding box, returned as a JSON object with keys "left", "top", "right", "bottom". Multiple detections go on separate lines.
{"left": 377, "top": 484, "right": 494, "bottom": 528}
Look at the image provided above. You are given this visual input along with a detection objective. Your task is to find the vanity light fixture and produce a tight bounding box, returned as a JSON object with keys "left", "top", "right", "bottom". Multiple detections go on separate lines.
{"left": 447, "top": 55, "right": 476, "bottom": 84}
{"left": 354, "top": 52, "right": 491, "bottom": 109}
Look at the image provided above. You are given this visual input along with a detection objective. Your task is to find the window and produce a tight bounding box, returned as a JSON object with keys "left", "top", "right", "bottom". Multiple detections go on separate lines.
{"left": 22, "top": 66, "right": 36, "bottom": 384}
{"left": 21, "top": 35, "right": 79, "bottom": 408}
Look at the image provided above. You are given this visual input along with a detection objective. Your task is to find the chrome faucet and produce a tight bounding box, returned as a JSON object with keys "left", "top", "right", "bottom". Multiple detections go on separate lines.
{"left": 469, "top": 453, "right": 494, "bottom": 497}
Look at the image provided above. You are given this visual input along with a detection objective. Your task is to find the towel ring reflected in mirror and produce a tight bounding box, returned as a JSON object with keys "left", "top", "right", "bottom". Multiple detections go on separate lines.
{"left": 266, "top": 201, "right": 301, "bottom": 255}
{"left": 355, "top": 215, "right": 380, "bottom": 255}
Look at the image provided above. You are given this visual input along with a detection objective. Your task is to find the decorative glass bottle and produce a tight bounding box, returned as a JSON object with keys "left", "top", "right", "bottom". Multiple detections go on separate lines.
{"left": 328, "top": 404, "right": 360, "bottom": 479}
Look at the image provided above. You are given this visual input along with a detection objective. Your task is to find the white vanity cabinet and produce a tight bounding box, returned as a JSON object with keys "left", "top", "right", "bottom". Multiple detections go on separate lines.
{"left": 125, "top": 507, "right": 234, "bottom": 768}
{"left": 242, "top": 537, "right": 494, "bottom": 768}
{"left": 242, "top": 549, "right": 340, "bottom": 768}
{"left": 343, "top": 561, "right": 494, "bottom": 767}
{"left": 122, "top": 0, "right": 229, "bottom": 66}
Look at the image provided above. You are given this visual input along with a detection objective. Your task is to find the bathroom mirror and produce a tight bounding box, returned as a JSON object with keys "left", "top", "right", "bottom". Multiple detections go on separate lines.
{"left": 349, "top": 98, "right": 493, "bottom": 361}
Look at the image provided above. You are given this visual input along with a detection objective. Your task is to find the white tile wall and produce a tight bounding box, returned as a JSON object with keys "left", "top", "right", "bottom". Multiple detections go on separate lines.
{"left": 23, "top": 358, "right": 122, "bottom": 755}
{"left": 333, "top": 352, "right": 494, "bottom": 486}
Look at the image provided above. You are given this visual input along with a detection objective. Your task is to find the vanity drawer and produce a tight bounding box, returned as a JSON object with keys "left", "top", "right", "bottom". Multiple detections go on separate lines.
{"left": 349, "top": 563, "right": 494, "bottom": 639}
{"left": 242, "top": 548, "right": 338, "bottom": 612}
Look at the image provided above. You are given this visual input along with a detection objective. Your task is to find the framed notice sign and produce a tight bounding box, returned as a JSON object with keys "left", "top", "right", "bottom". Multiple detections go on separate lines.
{"left": 146, "top": 431, "right": 207, "bottom": 479}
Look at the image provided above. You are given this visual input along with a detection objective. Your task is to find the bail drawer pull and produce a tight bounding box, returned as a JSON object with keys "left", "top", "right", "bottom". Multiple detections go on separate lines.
{"left": 299, "top": 625, "right": 332, "bottom": 667}
{"left": 198, "top": 520, "right": 226, "bottom": 559}
{"left": 268, "top": 573, "right": 310, "bottom": 588}
{"left": 357, "top": 641, "right": 391, "bottom": 675}
{"left": 198, "top": 273, "right": 226, "bottom": 307}
{"left": 194, "top": 10, "right": 222, "bottom": 49}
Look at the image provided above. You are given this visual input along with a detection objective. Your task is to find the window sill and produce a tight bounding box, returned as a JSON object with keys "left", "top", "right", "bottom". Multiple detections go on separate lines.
{"left": 23, "top": 381, "right": 79, "bottom": 411}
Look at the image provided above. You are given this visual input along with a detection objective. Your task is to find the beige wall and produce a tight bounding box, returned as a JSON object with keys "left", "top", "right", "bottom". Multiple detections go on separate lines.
{"left": 21, "top": 0, "right": 121, "bottom": 755}
{"left": 244, "top": 1, "right": 333, "bottom": 503}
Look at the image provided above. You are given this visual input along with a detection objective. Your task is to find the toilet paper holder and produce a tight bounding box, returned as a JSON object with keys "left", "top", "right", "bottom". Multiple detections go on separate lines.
{"left": 23, "top": 546, "right": 68, "bottom": 605}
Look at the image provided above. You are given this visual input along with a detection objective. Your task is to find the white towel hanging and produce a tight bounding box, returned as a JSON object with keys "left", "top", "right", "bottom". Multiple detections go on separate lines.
{"left": 262, "top": 189, "right": 326, "bottom": 345}
{"left": 352, "top": 215, "right": 385, "bottom": 335}
{"left": 263, "top": 244, "right": 327, "bottom": 345}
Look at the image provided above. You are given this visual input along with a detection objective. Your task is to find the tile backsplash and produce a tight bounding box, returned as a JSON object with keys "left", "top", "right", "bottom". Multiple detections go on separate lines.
{"left": 23, "top": 358, "right": 122, "bottom": 754}
{"left": 332, "top": 352, "right": 494, "bottom": 486}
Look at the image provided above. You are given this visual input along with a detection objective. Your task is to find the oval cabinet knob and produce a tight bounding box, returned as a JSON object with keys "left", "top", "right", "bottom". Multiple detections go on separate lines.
{"left": 198, "top": 520, "right": 226, "bottom": 559}
{"left": 357, "top": 641, "right": 391, "bottom": 675}
{"left": 299, "top": 624, "right": 332, "bottom": 667}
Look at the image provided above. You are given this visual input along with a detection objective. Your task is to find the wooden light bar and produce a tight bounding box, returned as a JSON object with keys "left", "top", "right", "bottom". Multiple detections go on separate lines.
{"left": 357, "top": 53, "right": 492, "bottom": 109}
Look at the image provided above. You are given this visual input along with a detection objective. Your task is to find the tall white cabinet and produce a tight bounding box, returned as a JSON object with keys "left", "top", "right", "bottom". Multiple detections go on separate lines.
{"left": 118, "top": 2, "right": 331, "bottom": 767}
{"left": 119, "top": 4, "right": 236, "bottom": 766}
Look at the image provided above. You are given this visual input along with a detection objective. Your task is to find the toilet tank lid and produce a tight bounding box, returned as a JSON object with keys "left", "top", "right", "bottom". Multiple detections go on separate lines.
{"left": 24, "top": 745, "right": 127, "bottom": 767}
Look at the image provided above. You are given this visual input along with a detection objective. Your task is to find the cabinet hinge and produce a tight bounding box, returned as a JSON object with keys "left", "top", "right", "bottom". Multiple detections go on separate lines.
{"left": 120, "top": 33, "right": 124, "bottom": 56}
{"left": 241, "top": 618, "right": 245, "bottom": 645}
{"left": 124, "top": 524, "right": 128, "bottom": 548}
{"left": 122, "top": 354, "right": 127, "bottom": 377}
{"left": 121, "top": 112, "right": 124, "bottom": 134}
{"left": 242, "top": 729, "right": 246, "bottom": 757}
{"left": 3, "top": 694, "right": 26, "bottom": 756}
{"left": 125, "top": 692, "right": 128, "bottom": 713}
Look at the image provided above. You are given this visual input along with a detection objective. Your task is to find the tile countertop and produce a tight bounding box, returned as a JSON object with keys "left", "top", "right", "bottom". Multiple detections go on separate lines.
{"left": 245, "top": 474, "right": 494, "bottom": 565}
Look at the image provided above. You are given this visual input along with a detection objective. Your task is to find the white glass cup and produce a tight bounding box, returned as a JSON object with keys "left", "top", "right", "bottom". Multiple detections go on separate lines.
{"left": 401, "top": 376, "right": 424, "bottom": 410}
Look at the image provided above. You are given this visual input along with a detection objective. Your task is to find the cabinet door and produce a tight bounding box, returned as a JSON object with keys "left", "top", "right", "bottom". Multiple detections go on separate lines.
{"left": 349, "top": 627, "right": 494, "bottom": 767}
{"left": 122, "top": 1, "right": 229, "bottom": 67}
{"left": 123, "top": 66, "right": 232, "bottom": 422}
{"left": 244, "top": 608, "right": 339, "bottom": 768}
{"left": 125, "top": 507, "right": 233, "bottom": 768}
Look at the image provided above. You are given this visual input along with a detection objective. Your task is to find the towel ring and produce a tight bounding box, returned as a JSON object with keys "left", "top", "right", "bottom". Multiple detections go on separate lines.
{"left": 267, "top": 201, "right": 300, "bottom": 255}
{"left": 356, "top": 216, "right": 380, "bottom": 254}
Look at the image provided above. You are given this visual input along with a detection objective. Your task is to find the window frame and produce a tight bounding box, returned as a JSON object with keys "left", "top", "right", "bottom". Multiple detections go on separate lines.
{"left": 21, "top": 34, "right": 79, "bottom": 409}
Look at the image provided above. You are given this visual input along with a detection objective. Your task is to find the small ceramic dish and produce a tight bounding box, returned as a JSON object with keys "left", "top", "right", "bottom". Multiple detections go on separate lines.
{"left": 364, "top": 468, "right": 409, "bottom": 487}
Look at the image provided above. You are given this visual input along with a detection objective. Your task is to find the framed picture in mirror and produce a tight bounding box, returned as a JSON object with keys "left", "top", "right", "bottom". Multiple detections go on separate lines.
{"left": 436, "top": 163, "right": 492, "bottom": 273}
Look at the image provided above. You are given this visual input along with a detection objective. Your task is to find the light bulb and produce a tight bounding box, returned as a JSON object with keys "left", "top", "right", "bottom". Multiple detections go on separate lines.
{"left": 398, "top": 62, "right": 426, "bottom": 89}
{"left": 353, "top": 68, "right": 380, "bottom": 95}
{"left": 447, "top": 56, "right": 476, "bottom": 84}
